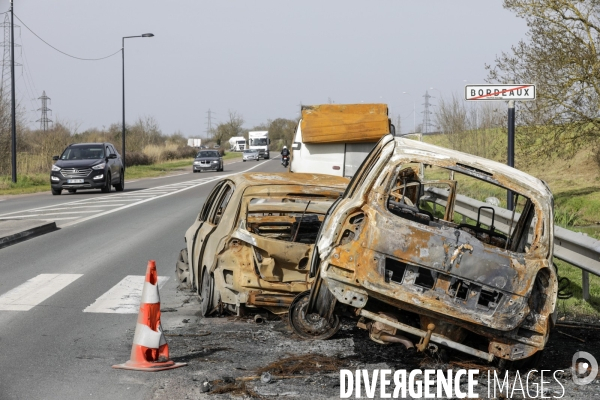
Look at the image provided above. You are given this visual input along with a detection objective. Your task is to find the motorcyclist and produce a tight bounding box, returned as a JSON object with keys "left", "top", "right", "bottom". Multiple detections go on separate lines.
{"left": 281, "top": 146, "right": 290, "bottom": 167}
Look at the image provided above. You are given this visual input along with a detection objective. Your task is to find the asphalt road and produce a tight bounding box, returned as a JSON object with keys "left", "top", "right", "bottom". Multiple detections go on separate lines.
{"left": 0, "top": 157, "right": 283, "bottom": 400}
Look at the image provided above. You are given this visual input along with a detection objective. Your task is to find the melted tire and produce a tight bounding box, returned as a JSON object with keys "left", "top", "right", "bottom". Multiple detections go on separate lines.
{"left": 288, "top": 291, "right": 340, "bottom": 340}
{"left": 176, "top": 248, "right": 191, "bottom": 289}
{"left": 200, "top": 269, "right": 213, "bottom": 317}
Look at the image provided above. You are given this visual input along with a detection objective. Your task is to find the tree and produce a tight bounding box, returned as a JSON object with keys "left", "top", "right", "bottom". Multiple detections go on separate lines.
{"left": 266, "top": 118, "right": 297, "bottom": 149}
{"left": 213, "top": 111, "right": 244, "bottom": 146}
{"left": 486, "top": 0, "right": 600, "bottom": 159}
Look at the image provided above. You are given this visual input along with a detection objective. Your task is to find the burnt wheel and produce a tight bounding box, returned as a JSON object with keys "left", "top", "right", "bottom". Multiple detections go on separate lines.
{"left": 200, "top": 268, "right": 214, "bottom": 317}
{"left": 176, "top": 248, "right": 191, "bottom": 289}
{"left": 288, "top": 291, "right": 340, "bottom": 340}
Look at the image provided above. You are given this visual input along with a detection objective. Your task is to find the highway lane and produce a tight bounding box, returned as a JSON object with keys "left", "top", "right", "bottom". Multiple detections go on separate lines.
{"left": 0, "top": 157, "right": 256, "bottom": 218}
{"left": 0, "top": 158, "right": 283, "bottom": 399}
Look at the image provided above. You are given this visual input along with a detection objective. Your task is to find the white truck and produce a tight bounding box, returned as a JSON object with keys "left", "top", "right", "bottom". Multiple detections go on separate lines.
{"left": 228, "top": 136, "right": 246, "bottom": 152}
{"left": 248, "top": 131, "right": 270, "bottom": 159}
{"left": 187, "top": 138, "right": 202, "bottom": 148}
{"left": 290, "top": 103, "right": 391, "bottom": 177}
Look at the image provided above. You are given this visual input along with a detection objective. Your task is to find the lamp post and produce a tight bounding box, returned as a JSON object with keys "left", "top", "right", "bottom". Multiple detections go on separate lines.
{"left": 122, "top": 33, "right": 154, "bottom": 169}
{"left": 402, "top": 92, "right": 416, "bottom": 139}
{"left": 10, "top": 0, "right": 16, "bottom": 183}
{"left": 403, "top": 91, "right": 424, "bottom": 178}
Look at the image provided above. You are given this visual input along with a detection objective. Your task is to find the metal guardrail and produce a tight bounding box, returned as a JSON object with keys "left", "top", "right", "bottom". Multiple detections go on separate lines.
{"left": 425, "top": 188, "right": 600, "bottom": 300}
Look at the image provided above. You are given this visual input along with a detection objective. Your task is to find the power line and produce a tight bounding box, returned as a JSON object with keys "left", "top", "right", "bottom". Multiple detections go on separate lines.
{"left": 14, "top": 13, "right": 121, "bottom": 61}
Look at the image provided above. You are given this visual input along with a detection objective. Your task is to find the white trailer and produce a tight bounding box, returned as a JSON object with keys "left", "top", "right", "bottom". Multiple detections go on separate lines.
{"left": 290, "top": 104, "right": 391, "bottom": 178}
{"left": 228, "top": 136, "right": 246, "bottom": 152}
{"left": 187, "top": 138, "right": 202, "bottom": 148}
{"left": 248, "top": 131, "right": 270, "bottom": 159}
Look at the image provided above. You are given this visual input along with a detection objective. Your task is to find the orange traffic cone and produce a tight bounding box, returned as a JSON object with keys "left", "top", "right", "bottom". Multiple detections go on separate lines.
{"left": 113, "top": 260, "right": 186, "bottom": 372}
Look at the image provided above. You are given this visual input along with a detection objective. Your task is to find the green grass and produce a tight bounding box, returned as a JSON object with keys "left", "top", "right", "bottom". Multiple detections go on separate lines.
{"left": 555, "top": 260, "right": 600, "bottom": 321}
{"left": 0, "top": 173, "right": 50, "bottom": 195}
{"left": 0, "top": 153, "right": 243, "bottom": 196}
{"left": 124, "top": 158, "right": 196, "bottom": 179}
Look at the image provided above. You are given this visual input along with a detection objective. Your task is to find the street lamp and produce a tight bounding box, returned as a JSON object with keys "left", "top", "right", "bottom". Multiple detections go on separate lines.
{"left": 402, "top": 92, "right": 416, "bottom": 139}
{"left": 122, "top": 33, "right": 154, "bottom": 169}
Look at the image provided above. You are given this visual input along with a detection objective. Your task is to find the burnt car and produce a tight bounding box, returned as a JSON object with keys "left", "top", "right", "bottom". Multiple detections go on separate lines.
{"left": 176, "top": 172, "right": 348, "bottom": 316}
{"left": 289, "top": 135, "right": 556, "bottom": 367}
{"left": 193, "top": 150, "right": 223, "bottom": 172}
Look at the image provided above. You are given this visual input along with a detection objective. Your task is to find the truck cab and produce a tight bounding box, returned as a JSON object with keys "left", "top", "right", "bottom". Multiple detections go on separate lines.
{"left": 248, "top": 131, "right": 270, "bottom": 159}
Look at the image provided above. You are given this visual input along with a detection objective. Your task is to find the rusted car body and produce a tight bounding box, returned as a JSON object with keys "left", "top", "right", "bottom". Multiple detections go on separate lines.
{"left": 176, "top": 173, "right": 348, "bottom": 316}
{"left": 290, "top": 135, "right": 556, "bottom": 364}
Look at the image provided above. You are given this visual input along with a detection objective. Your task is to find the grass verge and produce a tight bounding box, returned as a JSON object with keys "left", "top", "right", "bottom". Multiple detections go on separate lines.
{"left": 556, "top": 260, "right": 600, "bottom": 322}
{"left": 0, "top": 153, "right": 243, "bottom": 196}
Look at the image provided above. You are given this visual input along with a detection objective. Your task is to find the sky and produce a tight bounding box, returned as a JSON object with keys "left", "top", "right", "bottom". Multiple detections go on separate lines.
{"left": 3, "top": 1, "right": 529, "bottom": 137}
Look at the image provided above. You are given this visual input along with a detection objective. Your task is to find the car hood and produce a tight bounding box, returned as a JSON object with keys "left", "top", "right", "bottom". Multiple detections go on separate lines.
{"left": 55, "top": 159, "right": 104, "bottom": 168}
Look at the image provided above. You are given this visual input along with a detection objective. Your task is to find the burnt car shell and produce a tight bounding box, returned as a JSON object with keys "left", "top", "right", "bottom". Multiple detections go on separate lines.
{"left": 295, "top": 134, "right": 556, "bottom": 363}
{"left": 179, "top": 172, "right": 348, "bottom": 316}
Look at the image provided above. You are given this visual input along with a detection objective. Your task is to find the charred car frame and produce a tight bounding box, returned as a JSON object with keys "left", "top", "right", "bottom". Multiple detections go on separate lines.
{"left": 290, "top": 135, "right": 556, "bottom": 365}
{"left": 177, "top": 173, "right": 348, "bottom": 316}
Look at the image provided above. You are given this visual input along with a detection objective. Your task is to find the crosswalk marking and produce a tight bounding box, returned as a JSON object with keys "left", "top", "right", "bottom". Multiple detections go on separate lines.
{"left": 0, "top": 274, "right": 83, "bottom": 311}
{"left": 83, "top": 275, "right": 169, "bottom": 314}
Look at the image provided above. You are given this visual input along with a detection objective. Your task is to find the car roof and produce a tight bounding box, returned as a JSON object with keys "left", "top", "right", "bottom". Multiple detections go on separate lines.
{"left": 228, "top": 172, "right": 348, "bottom": 189}
{"left": 69, "top": 143, "right": 108, "bottom": 146}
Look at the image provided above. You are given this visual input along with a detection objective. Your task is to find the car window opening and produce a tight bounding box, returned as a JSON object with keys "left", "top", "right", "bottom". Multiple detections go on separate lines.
{"left": 246, "top": 197, "right": 334, "bottom": 243}
{"left": 386, "top": 164, "right": 536, "bottom": 253}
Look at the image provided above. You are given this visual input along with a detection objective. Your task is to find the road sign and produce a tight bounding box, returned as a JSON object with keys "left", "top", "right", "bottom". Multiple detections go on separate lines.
{"left": 465, "top": 84, "right": 536, "bottom": 101}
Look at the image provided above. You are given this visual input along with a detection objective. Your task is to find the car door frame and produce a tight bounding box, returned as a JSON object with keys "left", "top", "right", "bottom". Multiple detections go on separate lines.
{"left": 186, "top": 180, "right": 226, "bottom": 290}
{"left": 194, "top": 181, "right": 236, "bottom": 292}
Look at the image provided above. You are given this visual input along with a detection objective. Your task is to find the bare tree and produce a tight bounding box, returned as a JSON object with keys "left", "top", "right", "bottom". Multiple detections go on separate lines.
{"left": 212, "top": 111, "right": 244, "bottom": 146}
{"left": 435, "top": 94, "right": 468, "bottom": 150}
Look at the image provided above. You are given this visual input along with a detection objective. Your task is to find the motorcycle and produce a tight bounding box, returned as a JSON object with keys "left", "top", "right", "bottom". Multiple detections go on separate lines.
{"left": 281, "top": 154, "right": 289, "bottom": 168}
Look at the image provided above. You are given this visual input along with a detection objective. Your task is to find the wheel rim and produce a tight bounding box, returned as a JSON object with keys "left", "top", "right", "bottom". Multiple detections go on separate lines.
{"left": 176, "top": 250, "right": 190, "bottom": 286}
{"left": 200, "top": 270, "right": 213, "bottom": 316}
{"left": 288, "top": 291, "right": 340, "bottom": 340}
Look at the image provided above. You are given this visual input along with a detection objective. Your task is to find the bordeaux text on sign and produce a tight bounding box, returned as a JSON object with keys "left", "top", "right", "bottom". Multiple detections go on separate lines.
{"left": 464, "top": 84, "right": 536, "bottom": 101}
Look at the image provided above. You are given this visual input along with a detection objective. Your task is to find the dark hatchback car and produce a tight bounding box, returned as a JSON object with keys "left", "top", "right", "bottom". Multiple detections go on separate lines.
{"left": 50, "top": 143, "right": 125, "bottom": 195}
{"left": 193, "top": 150, "right": 223, "bottom": 173}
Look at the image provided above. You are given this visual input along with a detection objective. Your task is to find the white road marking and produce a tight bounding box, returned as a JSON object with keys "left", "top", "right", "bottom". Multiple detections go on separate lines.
{"left": 0, "top": 159, "right": 272, "bottom": 226}
{"left": 83, "top": 275, "right": 169, "bottom": 314}
{"left": 61, "top": 160, "right": 269, "bottom": 228}
{"left": 0, "top": 274, "right": 83, "bottom": 311}
{"left": 27, "top": 206, "right": 116, "bottom": 212}
{"left": 148, "top": 172, "right": 189, "bottom": 179}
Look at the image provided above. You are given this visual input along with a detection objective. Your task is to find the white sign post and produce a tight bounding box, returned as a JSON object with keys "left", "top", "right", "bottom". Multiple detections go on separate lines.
{"left": 465, "top": 83, "right": 536, "bottom": 211}
{"left": 465, "top": 84, "right": 536, "bottom": 101}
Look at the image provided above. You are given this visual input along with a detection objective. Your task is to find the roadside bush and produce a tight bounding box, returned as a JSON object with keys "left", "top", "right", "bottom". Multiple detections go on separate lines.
{"left": 125, "top": 152, "right": 152, "bottom": 167}
{"left": 594, "top": 146, "right": 600, "bottom": 170}
{"left": 177, "top": 147, "right": 197, "bottom": 158}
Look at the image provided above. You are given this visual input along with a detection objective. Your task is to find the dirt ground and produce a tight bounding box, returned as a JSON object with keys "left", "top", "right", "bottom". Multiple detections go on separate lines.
{"left": 138, "top": 288, "right": 600, "bottom": 400}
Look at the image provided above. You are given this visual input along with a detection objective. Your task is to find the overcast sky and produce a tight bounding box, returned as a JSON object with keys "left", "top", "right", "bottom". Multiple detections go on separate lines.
{"left": 4, "top": 1, "right": 528, "bottom": 137}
